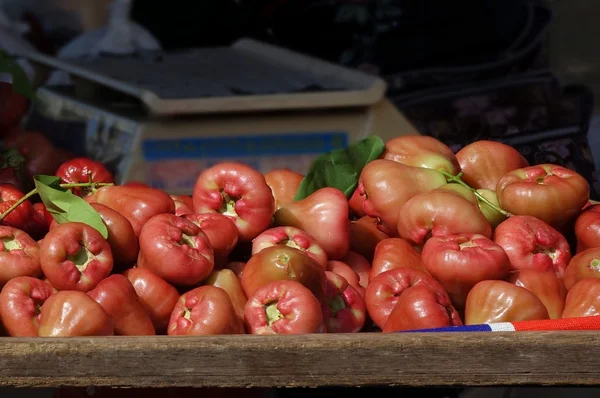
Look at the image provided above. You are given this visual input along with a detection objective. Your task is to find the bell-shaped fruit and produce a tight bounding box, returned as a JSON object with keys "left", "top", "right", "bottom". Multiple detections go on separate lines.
{"left": 274, "top": 187, "right": 351, "bottom": 260}
{"left": 382, "top": 135, "right": 460, "bottom": 174}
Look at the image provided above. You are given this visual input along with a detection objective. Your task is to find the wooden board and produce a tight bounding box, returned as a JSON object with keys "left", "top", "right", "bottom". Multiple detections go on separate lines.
{"left": 0, "top": 332, "right": 598, "bottom": 388}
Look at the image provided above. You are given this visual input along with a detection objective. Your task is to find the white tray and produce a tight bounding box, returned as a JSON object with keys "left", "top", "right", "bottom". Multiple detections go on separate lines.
{"left": 21, "top": 38, "right": 388, "bottom": 116}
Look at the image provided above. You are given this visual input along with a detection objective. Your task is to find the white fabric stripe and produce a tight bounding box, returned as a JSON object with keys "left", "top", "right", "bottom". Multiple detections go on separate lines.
{"left": 489, "top": 322, "right": 516, "bottom": 332}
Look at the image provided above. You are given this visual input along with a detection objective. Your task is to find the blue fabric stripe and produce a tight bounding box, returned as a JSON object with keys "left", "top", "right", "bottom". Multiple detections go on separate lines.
{"left": 397, "top": 324, "right": 494, "bottom": 333}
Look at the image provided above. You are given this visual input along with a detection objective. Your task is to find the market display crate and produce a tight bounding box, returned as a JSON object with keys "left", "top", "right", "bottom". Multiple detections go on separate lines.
{"left": 1, "top": 332, "right": 599, "bottom": 388}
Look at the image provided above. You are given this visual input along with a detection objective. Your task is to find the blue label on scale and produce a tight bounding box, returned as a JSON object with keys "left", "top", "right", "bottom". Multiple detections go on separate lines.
{"left": 141, "top": 132, "right": 349, "bottom": 161}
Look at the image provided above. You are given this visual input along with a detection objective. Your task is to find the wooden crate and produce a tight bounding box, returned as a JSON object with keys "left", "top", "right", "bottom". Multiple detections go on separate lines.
{"left": 0, "top": 332, "right": 598, "bottom": 388}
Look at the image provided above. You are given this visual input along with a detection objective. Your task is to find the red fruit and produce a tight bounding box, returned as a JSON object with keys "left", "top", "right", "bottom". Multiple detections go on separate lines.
{"left": 465, "top": 280, "right": 549, "bottom": 324}
{"left": 245, "top": 280, "right": 324, "bottom": 335}
{"left": 564, "top": 247, "right": 600, "bottom": 290}
{"left": 0, "top": 82, "right": 28, "bottom": 133}
{"left": 370, "top": 238, "right": 427, "bottom": 281}
{"left": 341, "top": 250, "right": 371, "bottom": 289}
{"left": 455, "top": 140, "right": 529, "bottom": 191}
{"left": 55, "top": 157, "right": 115, "bottom": 197}
{"left": 382, "top": 285, "right": 462, "bottom": 332}
{"left": 397, "top": 189, "right": 492, "bottom": 246}
{"left": 168, "top": 286, "right": 244, "bottom": 335}
{"left": 123, "top": 268, "right": 180, "bottom": 333}
{"left": 349, "top": 216, "right": 389, "bottom": 261}
{"left": 365, "top": 267, "right": 451, "bottom": 329}
{"left": 38, "top": 291, "right": 114, "bottom": 336}
{"left": 263, "top": 168, "right": 303, "bottom": 210}
{"left": 0, "top": 226, "right": 42, "bottom": 287}
{"left": 85, "top": 185, "right": 176, "bottom": 237}
{"left": 204, "top": 269, "right": 248, "bottom": 322}
{"left": 171, "top": 195, "right": 195, "bottom": 216}
{"left": 382, "top": 135, "right": 460, "bottom": 174}
{"left": 274, "top": 187, "right": 351, "bottom": 260}
{"left": 349, "top": 188, "right": 366, "bottom": 218}
{"left": 193, "top": 162, "right": 275, "bottom": 242}
{"left": 326, "top": 260, "right": 361, "bottom": 292}
{"left": 184, "top": 212, "right": 238, "bottom": 269}
{"left": 574, "top": 204, "right": 600, "bottom": 252}
{"left": 358, "top": 159, "right": 446, "bottom": 235}
{"left": 241, "top": 246, "right": 326, "bottom": 302}
{"left": 138, "top": 213, "right": 214, "bottom": 286}
{"left": 497, "top": 164, "right": 590, "bottom": 229}
{"left": 90, "top": 203, "right": 139, "bottom": 269}
{"left": 493, "top": 215, "right": 571, "bottom": 279}
{"left": 507, "top": 269, "right": 567, "bottom": 319}
{"left": 252, "top": 226, "right": 327, "bottom": 269}
{"left": 322, "top": 271, "right": 365, "bottom": 333}
{"left": 0, "top": 276, "right": 56, "bottom": 336}
{"left": 0, "top": 183, "right": 33, "bottom": 230}
{"left": 421, "top": 233, "right": 510, "bottom": 309}
{"left": 40, "top": 222, "right": 113, "bottom": 292}
{"left": 561, "top": 278, "right": 600, "bottom": 318}
{"left": 88, "top": 274, "right": 155, "bottom": 336}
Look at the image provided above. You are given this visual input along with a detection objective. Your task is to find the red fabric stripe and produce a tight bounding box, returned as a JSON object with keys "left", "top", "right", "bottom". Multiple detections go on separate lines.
{"left": 511, "top": 316, "right": 600, "bottom": 331}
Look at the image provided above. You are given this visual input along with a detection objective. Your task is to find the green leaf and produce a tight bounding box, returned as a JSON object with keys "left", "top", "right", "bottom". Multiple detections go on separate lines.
{"left": 294, "top": 135, "right": 386, "bottom": 201}
{"left": 0, "top": 50, "right": 36, "bottom": 100}
{"left": 35, "top": 175, "right": 65, "bottom": 190}
{"left": 34, "top": 176, "right": 108, "bottom": 239}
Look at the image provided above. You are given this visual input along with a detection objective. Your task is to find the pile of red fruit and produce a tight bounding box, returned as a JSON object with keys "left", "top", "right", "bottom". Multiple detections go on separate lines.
{"left": 0, "top": 134, "right": 599, "bottom": 337}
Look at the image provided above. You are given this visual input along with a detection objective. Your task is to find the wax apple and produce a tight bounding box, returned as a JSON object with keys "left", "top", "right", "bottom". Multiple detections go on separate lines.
{"left": 358, "top": 159, "right": 447, "bottom": 235}
{"left": 397, "top": 189, "right": 492, "bottom": 245}
{"left": 245, "top": 280, "right": 324, "bottom": 335}
{"left": 507, "top": 269, "right": 567, "bottom": 319}
{"left": 274, "top": 187, "right": 351, "bottom": 260}
{"left": 496, "top": 164, "right": 590, "bottom": 229}
{"left": 455, "top": 140, "right": 529, "bottom": 191}
{"left": 171, "top": 195, "right": 195, "bottom": 216}
{"left": 241, "top": 246, "right": 326, "bottom": 302}
{"left": 27, "top": 202, "right": 54, "bottom": 239}
{"left": 561, "top": 278, "right": 600, "bottom": 318}
{"left": 0, "top": 276, "right": 56, "bottom": 336}
{"left": 563, "top": 248, "right": 600, "bottom": 290}
{"left": 263, "top": 168, "right": 303, "bottom": 210}
{"left": 4, "top": 131, "right": 60, "bottom": 180}
{"left": 369, "top": 238, "right": 427, "bottom": 282}
{"left": 168, "top": 286, "right": 244, "bottom": 335}
{"left": 493, "top": 215, "right": 571, "bottom": 279}
{"left": 421, "top": 233, "right": 510, "bottom": 309}
{"left": 342, "top": 251, "right": 371, "bottom": 289}
{"left": 349, "top": 189, "right": 366, "bottom": 218}
{"left": 204, "top": 269, "right": 248, "bottom": 322}
{"left": 123, "top": 268, "right": 180, "bottom": 333}
{"left": 88, "top": 275, "right": 155, "bottom": 336}
{"left": 382, "top": 285, "right": 462, "bottom": 332}
{"left": 184, "top": 212, "right": 238, "bottom": 268}
{"left": 193, "top": 162, "right": 275, "bottom": 241}
{"left": 252, "top": 226, "right": 327, "bottom": 269}
{"left": 322, "top": 271, "right": 366, "bottom": 333}
{"left": 574, "top": 204, "right": 600, "bottom": 252}
{"left": 55, "top": 157, "right": 114, "bottom": 197}
{"left": 464, "top": 280, "right": 549, "bottom": 324}
{"left": 436, "top": 183, "right": 478, "bottom": 203}
{"left": 86, "top": 185, "right": 175, "bottom": 236}
{"left": 227, "top": 261, "right": 246, "bottom": 280}
{"left": 475, "top": 189, "right": 506, "bottom": 228}
{"left": 365, "top": 267, "right": 451, "bottom": 329}
{"left": 326, "top": 260, "right": 361, "bottom": 292}
{"left": 349, "top": 216, "right": 389, "bottom": 261}
{"left": 40, "top": 222, "right": 113, "bottom": 292}
{"left": 90, "top": 203, "right": 139, "bottom": 269}
{"left": 0, "top": 226, "right": 42, "bottom": 287}
{"left": 138, "top": 213, "right": 214, "bottom": 286}
{"left": 0, "top": 183, "right": 33, "bottom": 230}
{"left": 382, "top": 135, "right": 460, "bottom": 174}
{"left": 38, "top": 291, "right": 114, "bottom": 336}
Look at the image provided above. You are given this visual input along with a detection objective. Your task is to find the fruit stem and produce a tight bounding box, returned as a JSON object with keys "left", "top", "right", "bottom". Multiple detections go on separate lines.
{"left": 0, "top": 181, "right": 114, "bottom": 222}
{"left": 440, "top": 170, "right": 512, "bottom": 218}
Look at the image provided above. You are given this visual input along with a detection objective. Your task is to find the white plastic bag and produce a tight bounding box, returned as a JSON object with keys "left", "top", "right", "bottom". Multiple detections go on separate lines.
{"left": 0, "top": 0, "right": 36, "bottom": 84}
{"left": 47, "top": 0, "right": 162, "bottom": 86}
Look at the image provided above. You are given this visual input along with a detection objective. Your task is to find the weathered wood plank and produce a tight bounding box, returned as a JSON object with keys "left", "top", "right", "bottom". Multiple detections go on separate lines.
{"left": 0, "top": 332, "right": 598, "bottom": 388}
